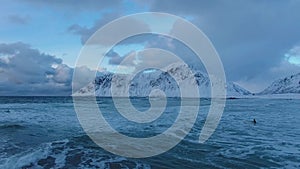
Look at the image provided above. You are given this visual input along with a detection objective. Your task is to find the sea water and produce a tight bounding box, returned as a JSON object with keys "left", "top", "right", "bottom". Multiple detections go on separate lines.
{"left": 0, "top": 97, "right": 299, "bottom": 169}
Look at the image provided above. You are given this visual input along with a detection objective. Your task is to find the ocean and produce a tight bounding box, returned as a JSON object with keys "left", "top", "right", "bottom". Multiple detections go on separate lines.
{"left": 0, "top": 97, "right": 299, "bottom": 169}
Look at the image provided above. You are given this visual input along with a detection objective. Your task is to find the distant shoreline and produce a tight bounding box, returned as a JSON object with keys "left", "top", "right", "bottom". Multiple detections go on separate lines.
{"left": 1, "top": 93, "right": 300, "bottom": 99}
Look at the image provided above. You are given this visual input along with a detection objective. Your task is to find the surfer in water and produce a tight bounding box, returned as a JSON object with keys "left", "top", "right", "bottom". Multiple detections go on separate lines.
{"left": 253, "top": 118, "right": 256, "bottom": 124}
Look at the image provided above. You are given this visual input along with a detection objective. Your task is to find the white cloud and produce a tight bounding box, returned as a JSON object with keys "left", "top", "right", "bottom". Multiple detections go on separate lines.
{"left": 285, "top": 46, "right": 300, "bottom": 66}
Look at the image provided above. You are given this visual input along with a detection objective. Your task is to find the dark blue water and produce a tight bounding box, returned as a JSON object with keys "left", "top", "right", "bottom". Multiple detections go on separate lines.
{"left": 0, "top": 97, "right": 299, "bottom": 168}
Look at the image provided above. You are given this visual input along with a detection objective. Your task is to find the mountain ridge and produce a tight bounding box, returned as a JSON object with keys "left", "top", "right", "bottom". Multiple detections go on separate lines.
{"left": 73, "top": 63, "right": 251, "bottom": 98}
{"left": 259, "top": 73, "right": 300, "bottom": 95}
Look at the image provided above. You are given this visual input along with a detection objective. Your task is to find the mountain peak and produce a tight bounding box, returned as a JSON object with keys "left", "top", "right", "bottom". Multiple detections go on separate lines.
{"left": 260, "top": 73, "right": 300, "bottom": 95}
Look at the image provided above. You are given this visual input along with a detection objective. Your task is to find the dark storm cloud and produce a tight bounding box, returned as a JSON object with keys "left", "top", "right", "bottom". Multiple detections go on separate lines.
{"left": 106, "top": 50, "right": 124, "bottom": 65}
{"left": 67, "top": 13, "right": 120, "bottom": 45}
{"left": 0, "top": 42, "right": 93, "bottom": 95}
{"left": 148, "top": 0, "right": 300, "bottom": 91}
{"left": 68, "top": 13, "right": 151, "bottom": 45}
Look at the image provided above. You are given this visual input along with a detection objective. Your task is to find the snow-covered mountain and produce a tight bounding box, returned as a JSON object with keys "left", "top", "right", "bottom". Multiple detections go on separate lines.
{"left": 259, "top": 73, "right": 300, "bottom": 95}
{"left": 73, "top": 63, "right": 251, "bottom": 98}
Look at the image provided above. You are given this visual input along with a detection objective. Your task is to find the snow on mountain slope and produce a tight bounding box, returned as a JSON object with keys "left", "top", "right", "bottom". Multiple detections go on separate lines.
{"left": 259, "top": 73, "right": 300, "bottom": 95}
{"left": 226, "top": 82, "right": 252, "bottom": 96}
{"left": 73, "top": 63, "right": 251, "bottom": 98}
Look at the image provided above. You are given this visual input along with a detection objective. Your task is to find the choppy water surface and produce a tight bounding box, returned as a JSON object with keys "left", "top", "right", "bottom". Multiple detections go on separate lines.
{"left": 0, "top": 97, "right": 299, "bottom": 169}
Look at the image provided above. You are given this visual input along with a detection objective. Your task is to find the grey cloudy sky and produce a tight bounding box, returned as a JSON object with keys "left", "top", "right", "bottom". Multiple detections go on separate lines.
{"left": 0, "top": 0, "right": 300, "bottom": 95}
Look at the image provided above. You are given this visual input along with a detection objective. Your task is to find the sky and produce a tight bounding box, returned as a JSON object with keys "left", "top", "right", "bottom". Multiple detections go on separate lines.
{"left": 0, "top": 0, "right": 300, "bottom": 95}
